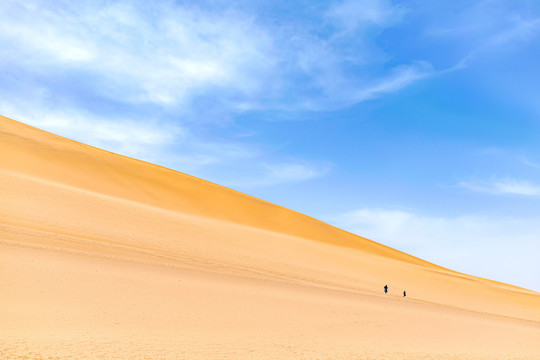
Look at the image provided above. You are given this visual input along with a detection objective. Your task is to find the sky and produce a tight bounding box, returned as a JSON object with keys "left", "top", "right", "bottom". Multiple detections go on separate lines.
{"left": 1, "top": 0, "right": 539, "bottom": 291}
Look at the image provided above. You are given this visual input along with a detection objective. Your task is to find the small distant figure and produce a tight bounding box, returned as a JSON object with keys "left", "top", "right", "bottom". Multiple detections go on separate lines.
{"left": 384, "top": 285, "right": 388, "bottom": 294}
{"left": 403, "top": 290, "right": 406, "bottom": 297}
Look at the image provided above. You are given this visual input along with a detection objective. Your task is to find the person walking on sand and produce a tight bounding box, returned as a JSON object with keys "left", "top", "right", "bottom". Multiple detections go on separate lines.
{"left": 384, "top": 285, "right": 388, "bottom": 294}
{"left": 403, "top": 290, "right": 406, "bottom": 297}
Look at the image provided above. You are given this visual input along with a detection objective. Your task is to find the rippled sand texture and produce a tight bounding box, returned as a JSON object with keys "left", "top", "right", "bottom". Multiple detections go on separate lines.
{"left": 1, "top": 115, "right": 539, "bottom": 359}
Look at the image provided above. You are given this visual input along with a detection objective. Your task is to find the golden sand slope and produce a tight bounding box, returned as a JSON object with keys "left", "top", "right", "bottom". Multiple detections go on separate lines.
{"left": 1, "top": 115, "right": 539, "bottom": 359}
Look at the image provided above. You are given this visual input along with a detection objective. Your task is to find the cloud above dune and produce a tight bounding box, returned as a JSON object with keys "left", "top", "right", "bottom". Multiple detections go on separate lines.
{"left": 0, "top": 101, "right": 180, "bottom": 160}
{"left": 0, "top": 0, "right": 277, "bottom": 108}
{"left": 226, "top": 161, "right": 332, "bottom": 187}
{"left": 0, "top": 0, "right": 432, "bottom": 114}
{"left": 328, "top": 207, "right": 540, "bottom": 291}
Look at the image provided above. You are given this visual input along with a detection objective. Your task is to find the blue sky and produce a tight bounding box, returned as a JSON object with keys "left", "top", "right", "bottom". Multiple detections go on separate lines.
{"left": 1, "top": 0, "right": 540, "bottom": 291}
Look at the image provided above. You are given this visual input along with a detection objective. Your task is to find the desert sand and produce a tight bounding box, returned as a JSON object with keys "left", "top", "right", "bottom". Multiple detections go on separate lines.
{"left": 1, "top": 114, "right": 539, "bottom": 359}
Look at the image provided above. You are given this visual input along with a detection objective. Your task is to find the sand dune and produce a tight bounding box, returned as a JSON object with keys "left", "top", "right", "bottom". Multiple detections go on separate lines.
{"left": 1, "top": 114, "right": 539, "bottom": 359}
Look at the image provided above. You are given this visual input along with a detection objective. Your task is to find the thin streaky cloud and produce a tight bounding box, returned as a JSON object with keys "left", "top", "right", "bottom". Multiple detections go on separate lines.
{"left": 326, "top": 0, "right": 406, "bottom": 33}
{"left": 262, "top": 162, "right": 331, "bottom": 183}
{"left": 427, "top": 1, "right": 540, "bottom": 70}
{"left": 488, "top": 17, "right": 540, "bottom": 46}
{"left": 522, "top": 158, "right": 540, "bottom": 169}
{"left": 283, "top": 60, "right": 436, "bottom": 112}
{"left": 221, "top": 161, "right": 332, "bottom": 188}
{"left": 458, "top": 179, "right": 540, "bottom": 197}
{"left": 461, "top": 16, "right": 540, "bottom": 68}
{"left": 352, "top": 61, "right": 433, "bottom": 103}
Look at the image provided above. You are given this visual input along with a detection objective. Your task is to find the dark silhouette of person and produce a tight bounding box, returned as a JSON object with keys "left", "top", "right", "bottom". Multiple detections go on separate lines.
{"left": 384, "top": 285, "right": 388, "bottom": 294}
{"left": 403, "top": 290, "right": 406, "bottom": 297}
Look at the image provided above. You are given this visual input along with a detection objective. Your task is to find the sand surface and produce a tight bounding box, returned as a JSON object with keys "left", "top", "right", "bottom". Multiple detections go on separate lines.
{"left": 1, "top": 115, "right": 539, "bottom": 359}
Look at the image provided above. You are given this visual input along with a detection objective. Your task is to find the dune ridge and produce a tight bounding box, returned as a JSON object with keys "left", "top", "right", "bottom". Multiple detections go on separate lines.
{"left": 0, "top": 115, "right": 431, "bottom": 265}
{"left": 1, "top": 114, "right": 539, "bottom": 359}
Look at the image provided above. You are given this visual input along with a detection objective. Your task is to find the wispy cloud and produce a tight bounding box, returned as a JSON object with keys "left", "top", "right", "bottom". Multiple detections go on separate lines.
{"left": 488, "top": 17, "right": 540, "bottom": 47}
{"left": 0, "top": 0, "right": 429, "bottom": 115}
{"left": 260, "top": 161, "right": 331, "bottom": 185}
{"left": 426, "top": 1, "right": 540, "bottom": 69}
{"left": 458, "top": 178, "right": 540, "bottom": 196}
{"left": 219, "top": 160, "right": 332, "bottom": 188}
{"left": 0, "top": 101, "right": 180, "bottom": 161}
{"left": 458, "top": 17, "right": 540, "bottom": 69}
{"left": 352, "top": 61, "right": 433, "bottom": 102}
{"left": 522, "top": 157, "right": 540, "bottom": 169}
{"left": 327, "top": 0, "right": 406, "bottom": 33}
{"left": 328, "top": 207, "right": 540, "bottom": 291}
{"left": 0, "top": 0, "right": 277, "bottom": 109}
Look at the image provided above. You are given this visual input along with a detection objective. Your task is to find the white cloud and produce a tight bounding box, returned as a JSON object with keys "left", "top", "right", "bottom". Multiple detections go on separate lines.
{"left": 426, "top": 2, "right": 540, "bottom": 69}
{"left": 328, "top": 207, "right": 540, "bottom": 291}
{"left": 489, "top": 17, "right": 540, "bottom": 46}
{"left": 522, "top": 157, "right": 540, "bottom": 169}
{"left": 0, "top": 101, "right": 181, "bottom": 161}
{"left": 0, "top": 0, "right": 433, "bottom": 115}
{"left": 352, "top": 61, "right": 433, "bottom": 103}
{"left": 261, "top": 162, "right": 331, "bottom": 184}
{"left": 327, "top": 0, "right": 406, "bottom": 33}
{"left": 458, "top": 179, "right": 540, "bottom": 196}
{"left": 458, "top": 16, "right": 540, "bottom": 69}
{"left": 218, "top": 161, "right": 332, "bottom": 188}
{"left": 0, "top": 0, "right": 277, "bottom": 108}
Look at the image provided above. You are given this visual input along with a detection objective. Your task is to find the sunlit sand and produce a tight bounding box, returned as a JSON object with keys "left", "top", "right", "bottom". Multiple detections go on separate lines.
{"left": 1, "top": 115, "right": 538, "bottom": 359}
